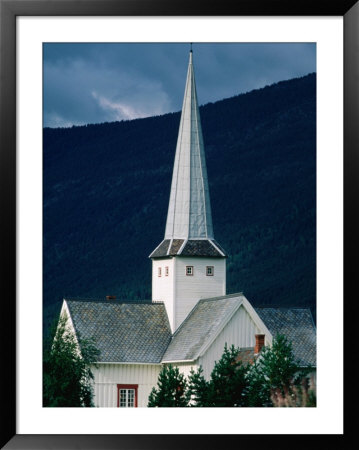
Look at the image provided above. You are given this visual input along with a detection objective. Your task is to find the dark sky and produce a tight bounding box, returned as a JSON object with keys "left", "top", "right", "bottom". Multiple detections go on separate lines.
{"left": 43, "top": 42, "right": 316, "bottom": 128}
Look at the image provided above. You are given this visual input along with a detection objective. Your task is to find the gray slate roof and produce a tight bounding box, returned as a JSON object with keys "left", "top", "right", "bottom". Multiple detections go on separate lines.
{"left": 162, "top": 294, "right": 243, "bottom": 362}
{"left": 149, "top": 238, "right": 226, "bottom": 258}
{"left": 64, "top": 297, "right": 316, "bottom": 368}
{"left": 162, "top": 296, "right": 316, "bottom": 367}
{"left": 65, "top": 299, "right": 172, "bottom": 363}
{"left": 254, "top": 307, "right": 316, "bottom": 367}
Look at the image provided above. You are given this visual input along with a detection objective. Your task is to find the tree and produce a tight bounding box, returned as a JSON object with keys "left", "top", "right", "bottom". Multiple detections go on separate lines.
{"left": 206, "top": 344, "right": 248, "bottom": 407}
{"left": 43, "top": 313, "right": 100, "bottom": 407}
{"left": 187, "top": 344, "right": 248, "bottom": 407}
{"left": 148, "top": 337, "right": 304, "bottom": 408}
{"left": 187, "top": 366, "right": 210, "bottom": 407}
{"left": 148, "top": 365, "right": 188, "bottom": 407}
{"left": 245, "top": 334, "right": 299, "bottom": 407}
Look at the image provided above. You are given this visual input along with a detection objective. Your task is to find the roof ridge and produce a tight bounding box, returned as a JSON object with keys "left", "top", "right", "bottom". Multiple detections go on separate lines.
{"left": 65, "top": 297, "right": 154, "bottom": 305}
{"left": 170, "top": 294, "right": 245, "bottom": 338}
{"left": 198, "top": 292, "right": 244, "bottom": 303}
{"left": 254, "top": 305, "right": 312, "bottom": 310}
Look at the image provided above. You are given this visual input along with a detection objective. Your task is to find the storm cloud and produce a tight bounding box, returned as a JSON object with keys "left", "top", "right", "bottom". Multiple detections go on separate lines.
{"left": 43, "top": 43, "right": 316, "bottom": 128}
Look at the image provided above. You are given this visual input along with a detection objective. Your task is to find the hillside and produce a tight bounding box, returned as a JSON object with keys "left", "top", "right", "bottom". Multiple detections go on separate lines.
{"left": 43, "top": 73, "right": 316, "bottom": 331}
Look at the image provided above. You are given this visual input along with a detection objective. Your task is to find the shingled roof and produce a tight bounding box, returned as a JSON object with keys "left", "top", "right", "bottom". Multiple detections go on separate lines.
{"left": 149, "top": 238, "right": 227, "bottom": 258}
{"left": 161, "top": 295, "right": 316, "bottom": 367}
{"left": 254, "top": 307, "right": 316, "bottom": 367}
{"left": 63, "top": 297, "right": 316, "bottom": 368}
{"left": 162, "top": 294, "right": 244, "bottom": 362}
{"left": 65, "top": 299, "right": 172, "bottom": 364}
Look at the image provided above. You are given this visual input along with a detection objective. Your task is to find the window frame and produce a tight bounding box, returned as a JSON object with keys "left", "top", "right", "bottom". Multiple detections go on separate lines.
{"left": 158, "top": 267, "right": 162, "bottom": 277}
{"left": 206, "top": 265, "right": 214, "bottom": 276}
{"left": 117, "top": 384, "right": 138, "bottom": 408}
{"left": 165, "top": 266, "right": 169, "bottom": 276}
{"left": 186, "top": 265, "right": 194, "bottom": 276}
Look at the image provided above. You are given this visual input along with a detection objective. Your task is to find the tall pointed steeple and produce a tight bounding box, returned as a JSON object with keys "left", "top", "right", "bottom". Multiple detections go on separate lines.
{"left": 164, "top": 50, "right": 213, "bottom": 240}
{"left": 150, "top": 49, "right": 227, "bottom": 332}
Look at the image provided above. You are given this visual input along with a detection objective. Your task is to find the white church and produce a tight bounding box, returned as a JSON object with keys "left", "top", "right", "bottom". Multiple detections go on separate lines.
{"left": 59, "top": 50, "right": 316, "bottom": 408}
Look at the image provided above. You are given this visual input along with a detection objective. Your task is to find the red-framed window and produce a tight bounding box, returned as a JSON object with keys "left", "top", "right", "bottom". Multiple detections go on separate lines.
{"left": 117, "top": 384, "right": 138, "bottom": 408}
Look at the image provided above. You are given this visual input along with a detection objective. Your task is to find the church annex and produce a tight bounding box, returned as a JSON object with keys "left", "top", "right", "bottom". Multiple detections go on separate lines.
{"left": 59, "top": 50, "right": 316, "bottom": 408}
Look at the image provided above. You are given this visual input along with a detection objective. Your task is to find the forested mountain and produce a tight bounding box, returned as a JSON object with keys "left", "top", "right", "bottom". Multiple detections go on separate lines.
{"left": 43, "top": 73, "right": 316, "bottom": 331}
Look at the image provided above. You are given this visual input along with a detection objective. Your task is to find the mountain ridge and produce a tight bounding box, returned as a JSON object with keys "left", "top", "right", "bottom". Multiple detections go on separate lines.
{"left": 43, "top": 72, "right": 316, "bottom": 330}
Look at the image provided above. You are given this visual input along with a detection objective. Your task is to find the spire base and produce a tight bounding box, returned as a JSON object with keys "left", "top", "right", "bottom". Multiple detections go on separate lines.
{"left": 149, "top": 238, "right": 227, "bottom": 259}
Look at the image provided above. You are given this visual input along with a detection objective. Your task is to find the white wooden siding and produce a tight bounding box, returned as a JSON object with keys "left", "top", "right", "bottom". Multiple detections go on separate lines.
{"left": 152, "top": 258, "right": 175, "bottom": 331}
{"left": 174, "top": 257, "right": 226, "bottom": 330}
{"left": 198, "top": 305, "right": 264, "bottom": 379}
{"left": 152, "top": 257, "right": 226, "bottom": 332}
{"left": 92, "top": 363, "right": 161, "bottom": 407}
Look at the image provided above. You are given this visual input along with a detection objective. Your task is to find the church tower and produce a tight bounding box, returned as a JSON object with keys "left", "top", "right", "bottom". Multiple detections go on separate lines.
{"left": 149, "top": 50, "right": 227, "bottom": 332}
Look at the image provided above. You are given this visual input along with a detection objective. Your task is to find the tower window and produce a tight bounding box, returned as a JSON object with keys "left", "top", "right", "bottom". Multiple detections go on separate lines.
{"left": 158, "top": 267, "right": 162, "bottom": 277}
{"left": 186, "top": 266, "right": 194, "bottom": 276}
{"left": 165, "top": 266, "right": 169, "bottom": 276}
{"left": 206, "top": 266, "right": 214, "bottom": 276}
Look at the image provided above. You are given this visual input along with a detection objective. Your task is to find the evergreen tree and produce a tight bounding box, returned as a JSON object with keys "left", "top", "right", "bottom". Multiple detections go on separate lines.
{"left": 43, "top": 313, "right": 100, "bottom": 407}
{"left": 148, "top": 365, "right": 188, "bottom": 407}
{"left": 148, "top": 337, "right": 303, "bottom": 408}
{"left": 187, "top": 366, "right": 210, "bottom": 407}
{"left": 245, "top": 334, "right": 299, "bottom": 407}
{"left": 206, "top": 344, "right": 248, "bottom": 407}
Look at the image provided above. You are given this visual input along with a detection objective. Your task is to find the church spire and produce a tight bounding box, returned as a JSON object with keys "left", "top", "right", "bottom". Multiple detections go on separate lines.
{"left": 164, "top": 49, "right": 214, "bottom": 240}
{"left": 150, "top": 49, "right": 226, "bottom": 332}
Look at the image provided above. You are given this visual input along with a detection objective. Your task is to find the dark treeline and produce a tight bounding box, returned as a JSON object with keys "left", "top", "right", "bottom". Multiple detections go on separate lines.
{"left": 43, "top": 73, "right": 316, "bottom": 332}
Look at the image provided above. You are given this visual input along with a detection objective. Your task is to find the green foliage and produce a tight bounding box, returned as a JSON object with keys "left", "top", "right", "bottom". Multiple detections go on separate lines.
{"left": 206, "top": 344, "right": 248, "bottom": 407}
{"left": 245, "top": 334, "right": 299, "bottom": 406}
{"left": 148, "top": 365, "right": 188, "bottom": 407}
{"left": 187, "top": 366, "right": 210, "bottom": 407}
{"left": 149, "top": 338, "right": 309, "bottom": 408}
{"left": 43, "top": 313, "right": 100, "bottom": 407}
{"left": 151, "top": 344, "right": 247, "bottom": 407}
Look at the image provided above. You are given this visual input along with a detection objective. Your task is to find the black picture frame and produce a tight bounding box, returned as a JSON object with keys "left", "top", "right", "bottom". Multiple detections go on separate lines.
{"left": 1, "top": 1, "right": 357, "bottom": 448}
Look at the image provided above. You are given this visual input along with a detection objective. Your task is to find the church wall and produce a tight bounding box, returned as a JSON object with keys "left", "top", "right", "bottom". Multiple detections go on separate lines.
{"left": 174, "top": 257, "right": 226, "bottom": 330}
{"left": 198, "top": 305, "right": 263, "bottom": 379}
{"left": 92, "top": 363, "right": 161, "bottom": 407}
{"left": 152, "top": 258, "right": 175, "bottom": 331}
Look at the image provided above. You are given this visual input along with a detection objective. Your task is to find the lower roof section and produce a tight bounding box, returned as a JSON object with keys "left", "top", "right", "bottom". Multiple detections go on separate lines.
{"left": 161, "top": 294, "right": 316, "bottom": 368}
{"left": 254, "top": 307, "right": 317, "bottom": 367}
{"left": 65, "top": 298, "right": 172, "bottom": 364}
